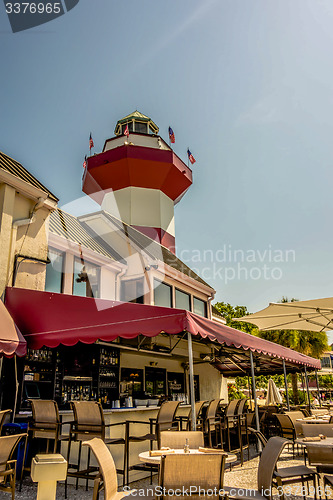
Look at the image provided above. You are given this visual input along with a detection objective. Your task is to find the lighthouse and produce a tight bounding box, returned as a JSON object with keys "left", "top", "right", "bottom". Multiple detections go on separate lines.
{"left": 82, "top": 111, "right": 192, "bottom": 253}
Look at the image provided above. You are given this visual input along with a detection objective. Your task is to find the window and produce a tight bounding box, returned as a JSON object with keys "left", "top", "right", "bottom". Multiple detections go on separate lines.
{"left": 121, "top": 279, "right": 144, "bottom": 304}
{"left": 45, "top": 249, "right": 64, "bottom": 293}
{"left": 321, "top": 357, "right": 331, "bottom": 369}
{"left": 154, "top": 280, "right": 172, "bottom": 308}
{"left": 175, "top": 289, "right": 190, "bottom": 311}
{"left": 134, "top": 122, "right": 147, "bottom": 134}
{"left": 73, "top": 257, "right": 100, "bottom": 298}
{"left": 193, "top": 297, "right": 207, "bottom": 317}
{"left": 122, "top": 123, "right": 133, "bottom": 134}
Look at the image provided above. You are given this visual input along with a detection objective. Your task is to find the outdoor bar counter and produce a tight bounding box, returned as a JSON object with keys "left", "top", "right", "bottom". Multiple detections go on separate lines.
{"left": 58, "top": 404, "right": 192, "bottom": 484}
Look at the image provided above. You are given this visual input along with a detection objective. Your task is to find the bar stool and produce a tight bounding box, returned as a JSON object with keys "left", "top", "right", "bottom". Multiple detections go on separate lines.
{"left": 187, "top": 400, "right": 207, "bottom": 430}
{"left": 203, "top": 399, "right": 223, "bottom": 448}
{"left": 65, "top": 401, "right": 126, "bottom": 497}
{"left": 125, "top": 401, "right": 180, "bottom": 485}
{"left": 20, "top": 399, "right": 64, "bottom": 490}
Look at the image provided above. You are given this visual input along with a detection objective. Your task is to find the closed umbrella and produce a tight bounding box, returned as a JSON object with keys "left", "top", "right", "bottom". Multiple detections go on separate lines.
{"left": 266, "top": 378, "right": 283, "bottom": 405}
{"left": 237, "top": 297, "right": 333, "bottom": 332}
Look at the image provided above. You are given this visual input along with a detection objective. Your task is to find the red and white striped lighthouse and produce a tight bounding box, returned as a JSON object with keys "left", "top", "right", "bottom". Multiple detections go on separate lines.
{"left": 82, "top": 111, "right": 192, "bottom": 253}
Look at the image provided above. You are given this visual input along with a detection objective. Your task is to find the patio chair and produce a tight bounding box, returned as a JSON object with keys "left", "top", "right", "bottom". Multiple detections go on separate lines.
{"left": 284, "top": 411, "right": 306, "bottom": 439}
{"left": 0, "top": 434, "right": 26, "bottom": 500}
{"left": 220, "top": 399, "right": 243, "bottom": 459}
{"left": 323, "top": 474, "right": 333, "bottom": 499}
{"left": 83, "top": 438, "right": 134, "bottom": 500}
{"left": 237, "top": 399, "right": 250, "bottom": 463}
{"left": 186, "top": 400, "right": 207, "bottom": 430}
{"left": 160, "top": 430, "right": 204, "bottom": 449}
{"left": 272, "top": 413, "right": 296, "bottom": 456}
{"left": 203, "top": 399, "right": 224, "bottom": 448}
{"left": 0, "top": 410, "right": 12, "bottom": 435}
{"left": 223, "top": 436, "right": 319, "bottom": 500}
{"left": 305, "top": 444, "right": 333, "bottom": 475}
{"left": 302, "top": 423, "right": 333, "bottom": 437}
{"left": 20, "top": 399, "right": 64, "bottom": 490}
{"left": 125, "top": 401, "right": 180, "bottom": 485}
{"left": 65, "top": 401, "right": 126, "bottom": 497}
{"left": 175, "top": 401, "right": 207, "bottom": 431}
{"left": 247, "top": 429, "right": 319, "bottom": 495}
{"left": 159, "top": 452, "right": 227, "bottom": 499}
{"left": 248, "top": 426, "right": 267, "bottom": 453}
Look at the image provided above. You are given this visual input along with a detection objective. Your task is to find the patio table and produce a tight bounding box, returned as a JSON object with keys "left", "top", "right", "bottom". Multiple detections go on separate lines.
{"left": 296, "top": 437, "right": 333, "bottom": 447}
{"left": 296, "top": 418, "right": 330, "bottom": 424}
{"left": 139, "top": 449, "right": 237, "bottom": 465}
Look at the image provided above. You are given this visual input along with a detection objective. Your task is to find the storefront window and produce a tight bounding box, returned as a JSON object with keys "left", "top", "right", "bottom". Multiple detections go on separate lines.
{"left": 73, "top": 257, "right": 100, "bottom": 298}
{"left": 175, "top": 289, "right": 190, "bottom": 311}
{"left": 193, "top": 297, "right": 207, "bottom": 317}
{"left": 154, "top": 280, "right": 172, "bottom": 308}
{"left": 45, "top": 249, "right": 64, "bottom": 293}
{"left": 121, "top": 279, "right": 144, "bottom": 304}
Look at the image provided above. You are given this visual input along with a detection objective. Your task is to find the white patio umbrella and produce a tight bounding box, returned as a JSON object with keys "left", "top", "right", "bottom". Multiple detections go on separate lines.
{"left": 237, "top": 297, "right": 333, "bottom": 332}
{"left": 266, "top": 378, "right": 283, "bottom": 405}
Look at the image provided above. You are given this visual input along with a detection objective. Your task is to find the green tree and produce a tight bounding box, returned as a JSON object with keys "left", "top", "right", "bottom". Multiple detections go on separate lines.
{"left": 214, "top": 300, "right": 329, "bottom": 405}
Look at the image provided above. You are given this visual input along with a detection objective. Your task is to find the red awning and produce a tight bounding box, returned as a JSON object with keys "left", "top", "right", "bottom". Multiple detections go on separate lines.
{"left": 0, "top": 298, "right": 26, "bottom": 357}
{"left": 4, "top": 287, "right": 320, "bottom": 369}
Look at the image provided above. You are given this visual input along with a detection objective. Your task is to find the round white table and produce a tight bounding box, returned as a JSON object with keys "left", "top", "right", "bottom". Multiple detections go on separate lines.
{"left": 139, "top": 449, "right": 238, "bottom": 464}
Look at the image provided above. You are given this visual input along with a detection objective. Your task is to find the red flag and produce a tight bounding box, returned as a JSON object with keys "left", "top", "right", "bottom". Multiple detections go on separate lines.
{"left": 124, "top": 125, "right": 129, "bottom": 137}
{"left": 89, "top": 133, "right": 94, "bottom": 150}
{"left": 83, "top": 155, "right": 87, "bottom": 169}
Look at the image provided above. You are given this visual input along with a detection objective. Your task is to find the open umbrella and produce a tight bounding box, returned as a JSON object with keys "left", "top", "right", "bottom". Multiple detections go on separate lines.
{"left": 237, "top": 297, "right": 333, "bottom": 332}
{"left": 266, "top": 378, "right": 283, "bottom": 405}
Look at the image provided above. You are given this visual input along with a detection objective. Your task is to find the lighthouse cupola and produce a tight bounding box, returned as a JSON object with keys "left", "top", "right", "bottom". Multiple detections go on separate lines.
{"left": 82, "top": 111, "right": 193, "bottom": 254}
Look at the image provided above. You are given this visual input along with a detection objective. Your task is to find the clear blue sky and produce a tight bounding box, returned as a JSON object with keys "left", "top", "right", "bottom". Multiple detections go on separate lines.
{"left": 1, "top": 0, "right": 333, "bottom": 321}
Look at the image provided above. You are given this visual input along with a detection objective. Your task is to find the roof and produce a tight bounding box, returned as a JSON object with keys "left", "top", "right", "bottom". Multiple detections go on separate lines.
{"left": 5, "top": 287, "right": 321, "bottom": 373}
{"left": 114, "top": 110, "right": 159, "bottom": 135}
{"left": 0, "top": 152, "right": 58, "bottom": 202}
{"left": 212, "top": 305, "right": 225, "bottom": 319}
{"left": 96, "top": 211, "right": 213, "bottom": 289}
{"left": 49, "top": 209, "right": 124, "bottom": 262}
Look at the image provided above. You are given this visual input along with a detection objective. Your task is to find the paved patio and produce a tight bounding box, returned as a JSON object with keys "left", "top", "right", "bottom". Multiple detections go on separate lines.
{"left": 0, "top": 445, "right": 325, "bottom": 500}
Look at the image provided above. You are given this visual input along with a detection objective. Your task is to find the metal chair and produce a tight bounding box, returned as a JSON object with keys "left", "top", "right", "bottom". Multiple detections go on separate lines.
{"left": 0, "top": 434, "right": 26, "bottom": 500}
{"left": 83, "top": 438, "right": 133, "bottom": 500}
{"left": 185, "top": 400, "right": 207, "bottom": 430}
{"left": 272, "top": 413, "right": 296, "bottom": 456}
{"left": 203, "top": 399, "right": 223, "bottom": 448}
{"left": 220, "top": 399, "right": 242, "bottom": 458}
{"left": 20, "top": 399, "right": 63, "bottom": 490}
{"left": 223, "top": 436, "right": 318, "bottom": 500}
{"left": 125, "top": 401, "right": 180, "bottom": 485}
{"left": 237, "top": 399, "right": 250, "bottom": 463}
{"left": 160, "top": 430, "right": 204, "bottom": 449}
{"left": 0, "top": 410, "right": 12, "bottom": 435}
{"left": 159, "top": 453, "right": 227, "bottom": 499}
{"left": 65, "top": 401, "right": 126, "bottom": 497}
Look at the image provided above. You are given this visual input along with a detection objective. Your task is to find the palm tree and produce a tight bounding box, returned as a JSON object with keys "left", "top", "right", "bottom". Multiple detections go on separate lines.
{"left": 214, "top": 299, "right": 328, "bottom": 404}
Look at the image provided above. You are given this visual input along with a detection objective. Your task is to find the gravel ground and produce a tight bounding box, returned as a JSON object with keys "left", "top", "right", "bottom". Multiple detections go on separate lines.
{"left": 0, "top": 444, "right": 328, "bottom": 500}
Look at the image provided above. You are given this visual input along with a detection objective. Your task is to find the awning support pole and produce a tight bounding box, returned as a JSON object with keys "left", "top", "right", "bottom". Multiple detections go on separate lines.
{"left": 187, "top": 332, "right": 196, "bottom": 431}
{"left": 282, "top": 360, "right": 290, "bottom": 411}
{"left": 315, "top": 369, "right": 322, "bottom": 407}
{"left": 249, "top": 351, "right": 261, "bottom": 450}
{"left": 304, "top": 367, "right": 311, "bottom": 412}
